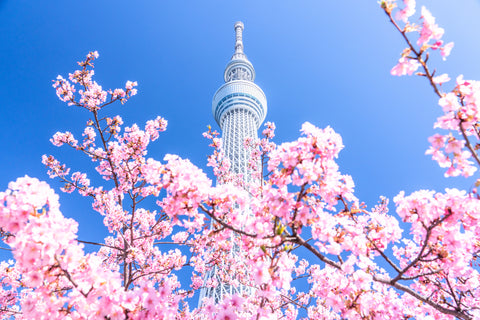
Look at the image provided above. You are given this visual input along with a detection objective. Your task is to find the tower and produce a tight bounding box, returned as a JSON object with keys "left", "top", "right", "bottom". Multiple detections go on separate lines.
{"left": 212, "top": 21, "right": 268, "bottom": 183}
{"left": 199, "top": 21, "right": 268, "bottom": 304}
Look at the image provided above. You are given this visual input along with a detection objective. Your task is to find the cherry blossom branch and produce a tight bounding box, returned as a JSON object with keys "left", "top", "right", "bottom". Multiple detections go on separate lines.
{"left": 54, "top": 256, "right": 90, "bottom": 298}
{"left": 289, "top": 234, "right": 341, "bottom": 270}
{"left": 278, "top": 292, "right": 311, "bottom": 311}
{"left": 153, "top": 241, "right": 192, "bottom": 246}
{"left": 399, "top": 268, "right": 444, "bottom": 281}
{"left": 92, "top": 110, "right": 122, "bottom": 202}
{"left": 199, "top": 203, "right": 258, "bottom": 238}
{"left": 59, "top": 140, "right": 108, "bottom": 161}
{"left": 391, "top": 208, "right": 453, "bottom": 284}
{"left": 0, "top": 308, "right": 22, "bottom": 316}
{"left": 383, "top": 2, "right": 480, "bottom": 173}
{"left": 382, "top": 3, "right": 442, "bottom": 98}
{"left": 445, "top": 276, "right": 463, "bottom": 311}
{"left": 285, "top": 204, "right": 469, "bottom": 318}
{"left": 77, "top": 239, "right": 121, "bottom": 251}
{"left": 291, "top": 184, "right": 308, "bottom": 234}
{"left": 130, "top": 263, "right": 190, "bottom": 283}
{"left": 367, "top": 237, "right": 401, "bottom": 273}
{"left": 374, "top": 275, "right": 471, "bottom": 320}
{"left": 459, "top": 119, "right": 480, "bottom": 167}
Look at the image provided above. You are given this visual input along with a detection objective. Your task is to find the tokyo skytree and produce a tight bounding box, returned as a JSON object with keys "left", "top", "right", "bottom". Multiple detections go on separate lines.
{"left": 198, "top": 21, "right": 268, "bottom": 304}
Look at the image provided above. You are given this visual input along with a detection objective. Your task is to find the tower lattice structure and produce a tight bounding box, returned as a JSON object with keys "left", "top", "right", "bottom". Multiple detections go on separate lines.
{"left": 198, "top": 21, "right": 268, "bottom": 304}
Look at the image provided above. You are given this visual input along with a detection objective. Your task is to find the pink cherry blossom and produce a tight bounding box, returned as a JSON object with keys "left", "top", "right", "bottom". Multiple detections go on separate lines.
{"left": 395, "top": 0, "right": 416, "bottom": 23}
{"left": 391, "top": 57, "right": 420, "bottom": 76}
{"left": 440, "top": 42, "right": 454, "bottom": 60}
{"left": 432, "top": 73, "right": 450, "bottom": 85}
{"left": 3, "top": 28, "right": 480, "bottom": 319}
{"left": 417, "top": 6, "right": 444, "bottom": 46}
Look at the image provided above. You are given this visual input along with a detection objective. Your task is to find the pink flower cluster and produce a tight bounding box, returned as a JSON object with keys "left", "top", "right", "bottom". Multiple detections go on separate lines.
{"left": 52, "top": 51, "right": 138, "bottom": 111}
{"left": 424, "top": 76, "right": 480, "bottom": 177}
{"left": 389, "top": 3, "right": 453, "bottom": 77}
{"left": 417, "top": 6, "right": 444, "bottom": 46}
{"left": 385, "top": 3, "right": 480, "bottom": 180}
{"left": 0, "top": 177, "right": 183, "bottom": 319}
{"left": 395, "top": 0, "right": 416, "bottom": 23}
{"left": 393, "top": 189, "right": 480, "bottom": 314}
{"left": 426, "top": 133, "right": 477, "bottom": 177}
{"left": 391, "top": 57, "right": 420, "bottom": 76}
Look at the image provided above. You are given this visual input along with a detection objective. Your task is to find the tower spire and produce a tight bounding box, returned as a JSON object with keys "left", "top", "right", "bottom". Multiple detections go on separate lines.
{"left": 224, "top": 21, "right": 255, "bottom": 82}
{"left": 232, "top": 21, "right": 246, "bottom": 60}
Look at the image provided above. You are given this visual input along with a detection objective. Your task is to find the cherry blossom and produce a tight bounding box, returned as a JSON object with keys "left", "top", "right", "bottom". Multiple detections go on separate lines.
{"left": 391, "top": 57, "right": 420, "bottom": 76}
{"left": 2, "top": 5, "right": 480, "bottom": 318}
{"left": 395, "top": 0, "right": 416, "bottom": 23}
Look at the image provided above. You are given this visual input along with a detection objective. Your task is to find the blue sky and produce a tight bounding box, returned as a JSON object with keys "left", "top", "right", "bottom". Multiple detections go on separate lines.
{"left": 1, "top": 0, "right": 480, "bottom": 245}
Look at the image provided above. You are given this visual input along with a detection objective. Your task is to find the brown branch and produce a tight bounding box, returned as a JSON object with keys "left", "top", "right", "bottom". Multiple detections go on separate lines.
{"left": 374, "top": 275, "right": 471, "bottom": 320}
{"left": 399, "top": 268, "right": 443, "bottom": 281}
{"left": 290, "top": 234, "right": 341, "bottom": 270}
{"left": 445, "top": 276, "right": 462, "bottom": 312}
{"left": 384, "top": 6, "right": 480, "bottom": 170}
{"left": 77, "top": 239, "right": 121, "bottom": 251}
{"left": 391, "top": 209, "right": 453, "bottom": 284}
{"left": 199, "top": 203, "right": 258, "bottom": 238}
{"left": 383, "top": 8, "right": 442, "bottom": 98}
{"left": 54, "top": 256, "right": 90, "bottom": 298}
{"left": 368, "top": 237, "right": 402, "bottom": 273}
{"left": 459, "top": 119, "right": 480, "bottom": 167}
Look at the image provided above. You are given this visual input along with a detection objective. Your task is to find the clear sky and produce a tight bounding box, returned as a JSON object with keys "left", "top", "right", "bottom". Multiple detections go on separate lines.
{"left": 1, "top": 1, "right": 480, "bottom": 246}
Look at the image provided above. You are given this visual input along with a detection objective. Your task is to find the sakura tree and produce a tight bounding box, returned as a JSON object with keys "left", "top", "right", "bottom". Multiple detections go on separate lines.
{"left": 1, "top": 1, "right": 479, "bottom": 319}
